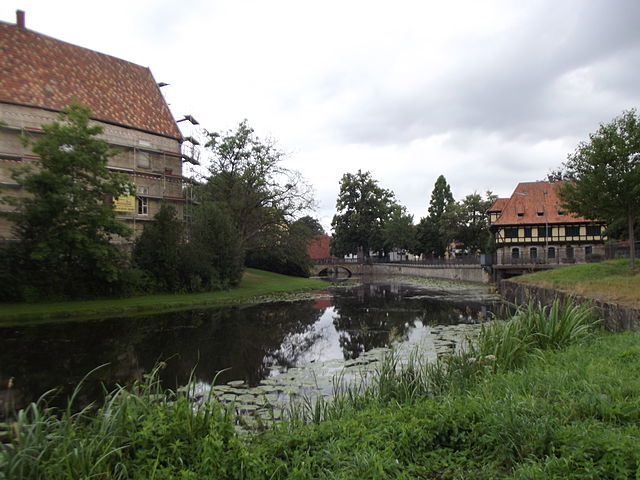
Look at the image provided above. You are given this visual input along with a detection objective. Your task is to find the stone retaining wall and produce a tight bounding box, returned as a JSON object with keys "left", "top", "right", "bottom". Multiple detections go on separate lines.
{"left": 371, "top": 264, "right": 490, "bottom": 284}
{"left": 500, "top": 280, "right": 640, "bottom": 332}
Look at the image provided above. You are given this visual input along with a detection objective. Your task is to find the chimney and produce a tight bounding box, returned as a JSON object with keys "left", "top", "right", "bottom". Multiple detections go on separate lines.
{"left": 16, "top": 10, "right": 25, "bottom": 29}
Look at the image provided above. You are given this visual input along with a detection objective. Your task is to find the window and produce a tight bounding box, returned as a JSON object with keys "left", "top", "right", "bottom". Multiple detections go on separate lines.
{"left": 558, "top": 210, "right": 565, "bottom": 216}
{"left": 137, "top": 151, "right": 150, "bottom": 169}
{"left": 548, "top": 247, "right": 556, "bottom": 259}
{"left": 538, "top": 226, "right": 550, "bottom": 237}
{"left": 566, "top": 225, "right": 580, "bottom": 236}
{"left": 566, "top": 246, "right": 574, "bottom": 259}
{"left": 137, "top": 196, "right": 148, "bottom": 215}
{"left": 524, "top": 227, "right": 533, "bottom": 238}
{"left": 505, "top": 227, "right": 518, "bottom": 238}
{"left": 585, "top": 246, "right": 593, "bottom": 256}
{"left": 511, "top": 248, "right": 520, "bottom": 259}
{"left": 517, "top": 213, "right": 524, "bottom": 218}
{"left": 537, "top": 212, "right": 544, "bottom": 217}
{"left": 586, "top": 225, "right": 601, "bottom": 236}
{"left": 530, "top": 247, "right": 538, "bottom": 259}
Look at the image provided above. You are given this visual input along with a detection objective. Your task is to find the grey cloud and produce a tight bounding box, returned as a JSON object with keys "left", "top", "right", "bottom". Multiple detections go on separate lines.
{"left": 328, "top": 0, "right": 640, "bottom": 146}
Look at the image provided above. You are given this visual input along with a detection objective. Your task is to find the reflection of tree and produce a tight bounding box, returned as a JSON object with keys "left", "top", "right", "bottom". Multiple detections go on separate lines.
{"left": 0, "top": 301, "right": 324, "bottom": 417}
{"left": 331, "top": 284, "right": 417, "bottom": 359}
{"left": 330, "top": 283, "right": 496, "bottom": 360}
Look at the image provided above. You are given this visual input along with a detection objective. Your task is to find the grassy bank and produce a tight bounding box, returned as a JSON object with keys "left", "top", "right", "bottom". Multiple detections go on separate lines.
{"left": 5, "top": 302, "right": 639, "bottom": 479}
{"left": 0, "top": 269, "right": 328, "bottom": 325}
{"left": 513, "top": 259, "right": 640, "bottom": 309}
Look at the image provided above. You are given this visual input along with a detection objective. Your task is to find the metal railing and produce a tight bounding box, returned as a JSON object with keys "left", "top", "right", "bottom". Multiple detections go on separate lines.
{"left": 314, "top": 255, "right": 481, "bottom": 266}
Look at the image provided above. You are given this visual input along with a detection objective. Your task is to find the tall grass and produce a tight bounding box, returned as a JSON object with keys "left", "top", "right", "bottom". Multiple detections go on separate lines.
{"left": 474, "top": 299, "right": 601, "bottom": 371}
{"left": 0, "top": 366, "right": 256, "bottom": 480}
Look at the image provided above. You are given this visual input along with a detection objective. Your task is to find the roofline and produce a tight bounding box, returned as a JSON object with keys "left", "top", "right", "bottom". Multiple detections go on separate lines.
{"left": 1, "top": 101, "right": 183, "bottom": 142}
{"left": 0, "top": 19, "right": 153, "bottom": 73}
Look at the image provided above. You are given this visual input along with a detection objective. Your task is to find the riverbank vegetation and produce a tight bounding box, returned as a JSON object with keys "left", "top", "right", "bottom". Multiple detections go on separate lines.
{"left": 0, "top": 269, "right": 327, "bottom": 325}
{"left": 5, "top": 301, "right": 638, "bottom": 479}
{"left": 513, "top": 259, "right": 640, "bottom": 308}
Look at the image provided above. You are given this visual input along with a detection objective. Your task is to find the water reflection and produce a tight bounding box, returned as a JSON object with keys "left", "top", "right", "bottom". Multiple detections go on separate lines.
{"left": 0, "top": 280, "right": 497, "bottom": 417}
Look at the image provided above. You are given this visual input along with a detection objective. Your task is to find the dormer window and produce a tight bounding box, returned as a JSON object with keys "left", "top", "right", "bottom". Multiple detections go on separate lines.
{"left": 537, "top": 212, "right": 544, "bottom": 217}
{"left": 517, "top": 213, "right": 524, "bottom": 217}
{"left": 558, "top": 210, "right": 565, "bottom": 216}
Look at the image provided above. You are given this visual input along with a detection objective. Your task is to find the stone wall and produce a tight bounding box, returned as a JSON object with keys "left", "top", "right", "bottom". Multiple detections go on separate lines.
{"left": 371, "top": 264, "right": 490, "bottom": 283}
{"left": 500, "top": 279, "right": 640, "bottom": 332}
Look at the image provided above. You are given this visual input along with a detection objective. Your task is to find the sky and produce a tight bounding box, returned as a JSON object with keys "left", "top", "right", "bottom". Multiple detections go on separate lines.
{"left": 3, "top": 0, "right": 640, "bottom": 232}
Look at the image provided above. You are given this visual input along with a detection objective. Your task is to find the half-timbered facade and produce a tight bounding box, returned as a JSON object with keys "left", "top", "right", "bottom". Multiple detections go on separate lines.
{"left": 489, "top": 181, "right": 607, "bottom": 264}
{"left": 0, "top": 11, "right": 185, "bottom": 244}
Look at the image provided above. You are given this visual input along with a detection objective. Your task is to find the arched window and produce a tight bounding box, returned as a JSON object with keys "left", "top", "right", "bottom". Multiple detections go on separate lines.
{"left": 511, "top": 247, "right": 520, "bottom": 259}
{"left": 547, "top": 247, "right": 556, "bottom": 259}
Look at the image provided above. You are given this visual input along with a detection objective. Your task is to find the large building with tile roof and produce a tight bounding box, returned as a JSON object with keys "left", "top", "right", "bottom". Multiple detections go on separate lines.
{"left": 489, "top": 181, "right": 607, "bottom": 264}
{"left": 0, "top": 11, "right": 188, "bottom": 243}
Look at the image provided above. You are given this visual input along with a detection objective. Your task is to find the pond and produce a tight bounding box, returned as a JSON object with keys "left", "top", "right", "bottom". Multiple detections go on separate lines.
{"left": 0, "top": 277, "right": 500, "bottom": 420}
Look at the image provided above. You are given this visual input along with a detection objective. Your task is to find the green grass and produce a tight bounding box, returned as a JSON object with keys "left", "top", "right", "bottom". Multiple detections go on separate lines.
{"left": 0, "top": 269, "right": 328, "bottom": 325}
{"left": 514, "top": 259, "right": 640, "bottom": 308}
{"left": 5, "top": 302, "right": 634, "bottom": 480}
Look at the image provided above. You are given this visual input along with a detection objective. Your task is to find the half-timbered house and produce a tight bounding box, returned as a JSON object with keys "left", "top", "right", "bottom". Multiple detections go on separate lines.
{"left": 489, "top": 181, "right": 607, "bottom": 264}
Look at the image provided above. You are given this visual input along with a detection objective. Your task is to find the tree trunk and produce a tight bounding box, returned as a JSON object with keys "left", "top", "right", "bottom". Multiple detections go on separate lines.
{"left": 629, "top": 213, "right": 636, "bottom": 271}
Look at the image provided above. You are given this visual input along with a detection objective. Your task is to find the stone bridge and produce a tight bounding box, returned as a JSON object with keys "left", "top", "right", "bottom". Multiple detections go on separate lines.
{"left": 311, "top": 259, "right": 491, "bottom": 283}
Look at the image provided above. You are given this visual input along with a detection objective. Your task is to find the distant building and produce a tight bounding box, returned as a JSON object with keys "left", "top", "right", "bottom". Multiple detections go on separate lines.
{"left": 488, "top": 181, "right": 607, "bottom": 264}
{"left": 0, "top": 11, "right": 190, "bottom": 244}
{"left": 307, "top": 234, "right": 332, "bottom": 260}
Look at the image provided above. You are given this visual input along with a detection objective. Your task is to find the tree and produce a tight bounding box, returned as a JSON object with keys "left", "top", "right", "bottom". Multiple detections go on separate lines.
{"left": 417, "top": 175, "right": 455, "bottom": 256}
{"left": 559, "top": 109, "right": 640, "bottom": 270}
{"left": 201, "top": 120, "right": 314, "bottom": 255}
{"left": 133, "top": 204, "right": 184, "bottom": 292}
{"left": 453, "top": 192, "right": 497, "bottom": 253}
{"left": 383, "top": 205, "right": 417, "bottom": 254}
{"left": 293, "top": 215, "right": 326, "bottom": 236}
{"left": 331, "top": 170, "right": 395, "bottom": 257}
{"left": 0, "top": 104, "right": 131, "bottom": 300}
{"left": 184, "top": 201, "right": 245, "bottom": 290}
{"left": 246, "top": 217, "right": 317, "bottom": 277}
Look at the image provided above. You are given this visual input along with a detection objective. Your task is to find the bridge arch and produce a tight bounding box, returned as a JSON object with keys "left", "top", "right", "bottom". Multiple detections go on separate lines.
{"left": 314, "top": 265, "right": 352, "bottom": 278}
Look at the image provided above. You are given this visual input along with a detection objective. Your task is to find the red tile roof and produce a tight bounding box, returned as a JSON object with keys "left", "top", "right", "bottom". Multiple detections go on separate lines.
{"left": 0, "top": 21, "right": 181, "bottom": 140}
{"left": 488, "top": 197, "right": 508, "bottom": 212}
{"left": 491, "top": 181, "right": 590, "bottom": 226}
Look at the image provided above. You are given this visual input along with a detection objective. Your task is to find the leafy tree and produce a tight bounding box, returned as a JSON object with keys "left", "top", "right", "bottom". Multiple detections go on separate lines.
{"left": 133, "top": 204, "right": 184, "bottom": 292}
{"left": 559, "top": 109, "right": 640, "bottom": 270}
{"left": 453, "top": 192, "right": 497, "bottom": 253}
{"left": 331, "top": 170, "right": 395, "bottom": 257}
{"left": 415, "top": 217, "right": 438, "bottom": 257}
{"left": 201, "top": 120, "right": 314, "bottom": 255}
{"left": 293, "top": 215, "right": 326, "bottom": 236}
{"left": 0, "top": 104, "right": 131, "bottom": 300}
{"left": 246, "top": 217, "right": 317, "bottom": 277}
{"left": 184, "top": 201, "right": 244, "bottom": 290}
{"left": 417, "top": 175, "right": 455, "bottom": 256}
{"left": 383, "top": 205, "right": 417, "bottom": 254}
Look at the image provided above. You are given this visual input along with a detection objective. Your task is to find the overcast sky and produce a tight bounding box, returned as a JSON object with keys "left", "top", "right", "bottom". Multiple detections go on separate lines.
{"left": 3, "top": 0, "right": 640, "bottom": 232}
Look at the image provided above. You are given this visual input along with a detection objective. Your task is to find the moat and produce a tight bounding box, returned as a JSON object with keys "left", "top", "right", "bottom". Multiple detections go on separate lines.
{"left": 0, "top": 277, "right": 500, "bottom": 418}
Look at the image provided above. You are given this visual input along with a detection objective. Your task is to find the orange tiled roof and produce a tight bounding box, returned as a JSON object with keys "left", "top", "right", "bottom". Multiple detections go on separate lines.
{"left": 491, "top": 181, "right": 590, "bottom": 226}
{"left": 0, "top": 21, "right": 181, "bottom": 140}
{"left": 488, "top": 197, "right": 508, "bottom": 212}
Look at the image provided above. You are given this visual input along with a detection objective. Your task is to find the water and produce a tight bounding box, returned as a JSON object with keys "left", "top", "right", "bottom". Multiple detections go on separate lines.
{"left": 0, "top": 278, "right": 499, "bottom": 418}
